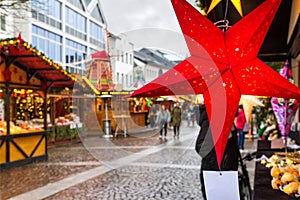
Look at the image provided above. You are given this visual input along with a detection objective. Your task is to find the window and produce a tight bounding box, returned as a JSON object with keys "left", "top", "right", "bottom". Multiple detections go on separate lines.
{"left": 84, "top": 0, "right": 92, "bottom": 6}
{"left": 67, "top": 0, "right": 85, "bottom": 11}
{"left": 116, "top": 73, "right": 119, "bottom": 83}
{"left": 32, "top": 25, "right": 62, "bottom": 62}
{"left": 130, "top": 75, "right": 133, "bottom": 86}
{"left": 117, "top": 50, "right": 120, "bottom": 61}
{"left": 89, "top": 21, "right": 105, "bottom": 48}
{"left": 31, "top": 0, "right": 62, "bottom": 30}
{"left": 65, "top": 38, "right": 87, "bottom": 74}
{"left": 129, "top": 54, "right": 133, "bottom": 65}
{"left": 91, "top": 4, "right": 104, "bottom": 23}
{"left": 65, "top": 7, "right": 87, "bottom": 41}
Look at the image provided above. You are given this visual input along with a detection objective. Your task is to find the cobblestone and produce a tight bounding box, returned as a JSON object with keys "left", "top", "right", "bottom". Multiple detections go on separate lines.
{"left": 1, "top": 124, "right": 256, "bottom": 200}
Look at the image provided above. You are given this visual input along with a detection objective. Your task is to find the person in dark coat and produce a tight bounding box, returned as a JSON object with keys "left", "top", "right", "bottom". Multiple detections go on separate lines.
{"left": 171, "top": 102, "right": 182, "bottom": 137}
{"left": 195, "top": 104, "right": 239, "bottom": 200}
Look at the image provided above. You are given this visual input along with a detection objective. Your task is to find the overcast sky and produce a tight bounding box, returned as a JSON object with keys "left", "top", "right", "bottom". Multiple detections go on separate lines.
{"left": 99, "top": 0, "right": 198, "bottom": 58}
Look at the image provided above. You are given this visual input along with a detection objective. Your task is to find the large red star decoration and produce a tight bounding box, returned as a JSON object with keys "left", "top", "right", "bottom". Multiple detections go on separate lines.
{"left": 131, "top": 0, "right": 300, "bottom": 168}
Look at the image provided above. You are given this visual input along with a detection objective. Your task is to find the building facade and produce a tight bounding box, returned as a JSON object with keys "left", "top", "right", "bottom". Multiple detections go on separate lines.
{"left": 132, "top": 48, "right": 179, "bottom": 90}
{"left": 9, "top": 0, "right": 108, "bottom": 76}
{"left": 109, "top": 33, "right": 134, "bottom": 91}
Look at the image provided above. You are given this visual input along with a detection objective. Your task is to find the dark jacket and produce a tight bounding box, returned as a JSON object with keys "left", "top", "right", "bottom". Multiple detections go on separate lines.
{"left": 195, "top": 104, "right": 238, "bottom": 171}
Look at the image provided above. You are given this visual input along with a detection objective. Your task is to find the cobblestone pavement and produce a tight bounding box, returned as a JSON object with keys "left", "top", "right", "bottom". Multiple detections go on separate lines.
{"left": 1, "top": 123, "right": 257, "bottom": 200}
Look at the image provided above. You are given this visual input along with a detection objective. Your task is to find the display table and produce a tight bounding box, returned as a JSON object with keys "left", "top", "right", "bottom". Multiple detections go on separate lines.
{"left": 253, "top": 141, "right": 297, "bottom": 200}
{"left": 114, "top": 115, "right": 130, "bottom": 137}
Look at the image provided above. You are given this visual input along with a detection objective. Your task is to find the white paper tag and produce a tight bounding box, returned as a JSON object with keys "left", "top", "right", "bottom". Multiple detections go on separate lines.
{"left": 203, "top": 171, "right": 240, "bottom": 200}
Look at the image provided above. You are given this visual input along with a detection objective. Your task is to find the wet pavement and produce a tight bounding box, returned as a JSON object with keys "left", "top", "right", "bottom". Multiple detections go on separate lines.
{"left": 0, "top": 123, "right": 257, "bottom": 200}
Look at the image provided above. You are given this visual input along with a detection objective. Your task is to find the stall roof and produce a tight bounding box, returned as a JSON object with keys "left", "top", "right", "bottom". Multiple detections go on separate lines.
{"left": 200, "top": 0, "right": 298, "bottom": 61}
{"left": 0, "top": 35, "right": 75, "bottom": 89}
{"left": 77, "top": 76, "right": 100, "bottom": 95}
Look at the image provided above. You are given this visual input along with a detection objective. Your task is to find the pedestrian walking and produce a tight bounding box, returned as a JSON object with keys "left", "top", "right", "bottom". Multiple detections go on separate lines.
{"left": 171, "top": 102, "right": 182, "bottom": 137}
{"left": 187, "top": 104, "right": 195, "bottom": 127}
{"left": 148, "top": 105, "right": 157, "bottom": 128}
{"left": 195, "top": 104, "right": 238, "bottom": 200}
{"left": 156, "top": 105, "right": 171, "bottom": 139}
{"left": 236, "top": 105, "right": 247, "bottom": 150}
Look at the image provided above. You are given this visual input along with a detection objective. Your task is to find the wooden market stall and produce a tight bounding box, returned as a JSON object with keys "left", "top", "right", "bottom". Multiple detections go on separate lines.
{"left": 0, "top": 35, "right": 74, "bottom": 168}
{"left": 47, "top": 75, "right": 98, "bottom": 140}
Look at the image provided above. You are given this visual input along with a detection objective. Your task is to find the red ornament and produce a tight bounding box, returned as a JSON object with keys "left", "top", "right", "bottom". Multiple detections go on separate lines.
{"left": 131, "top": 0, "right": 300, "bottom": 167}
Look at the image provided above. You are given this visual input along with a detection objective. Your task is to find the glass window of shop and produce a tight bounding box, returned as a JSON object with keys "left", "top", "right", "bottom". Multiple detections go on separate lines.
{"left": 31, "top": 0, "right": 62, "bottom": 30}
{"left": 32, "top": 25, "right": 62, "bottom": 63}
{"left": 65, "top": 7, "right": 87, "bottom": 41}
{"left": 65, "top": 38, "right": 87, "bottom": 75}
{"left": 89, "top": 21, "right": 105, "bottom": 49}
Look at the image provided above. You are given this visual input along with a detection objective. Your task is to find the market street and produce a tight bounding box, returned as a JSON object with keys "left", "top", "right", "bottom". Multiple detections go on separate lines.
{"left": 1, "top": 124, "right": 256, "bottom": 200}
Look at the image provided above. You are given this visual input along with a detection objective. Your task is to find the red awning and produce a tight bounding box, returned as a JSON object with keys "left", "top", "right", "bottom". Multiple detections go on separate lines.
{"left": 0, "top": 35, "right": 74, "bottom": 89}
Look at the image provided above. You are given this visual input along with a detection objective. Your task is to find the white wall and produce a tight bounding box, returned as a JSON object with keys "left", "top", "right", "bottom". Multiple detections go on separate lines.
{"left": 109, "top": 33, "right": 134, "bottom": 90}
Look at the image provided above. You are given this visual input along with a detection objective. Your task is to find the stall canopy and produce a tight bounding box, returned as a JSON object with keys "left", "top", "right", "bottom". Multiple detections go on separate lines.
{"left": 0, "top": 35, "right": 75, "bottom": 89}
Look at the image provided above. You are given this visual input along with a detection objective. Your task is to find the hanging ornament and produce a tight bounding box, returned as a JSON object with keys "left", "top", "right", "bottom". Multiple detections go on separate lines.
{"left": 271, "top": 60, "right": 299, "bottom": 144}
{"left": 131, "top": 0, "right": 300, "bottom": 168}
{"left": 207, "top": 0, "right": 243, "bottom": 16}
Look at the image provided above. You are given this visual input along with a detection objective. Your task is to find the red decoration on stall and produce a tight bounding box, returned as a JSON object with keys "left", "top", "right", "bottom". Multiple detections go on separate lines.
{"left": 13, "top": 67, "right": 18, "bottom": 74}
{"left": 41, "top": 82, "right": 47, "bottom": 92}
{"left": 131, "top": 0, "right": 300, "bottom": 168}
{"left": 18, "top": 75, "right": 23, "bottom": 82}
{"left": 2, "top": 68, "right": 12, "bottom": 82}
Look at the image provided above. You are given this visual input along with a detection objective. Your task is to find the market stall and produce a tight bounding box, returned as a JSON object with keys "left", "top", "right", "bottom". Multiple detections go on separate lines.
{"left": 0, "top": 35, "right": 74, "bottom": 168}
{"left": 253, "top": 140, "right": 300, "bottom": 200}
{"left": 46, "top": 76, "right": 97, "bottom": 141}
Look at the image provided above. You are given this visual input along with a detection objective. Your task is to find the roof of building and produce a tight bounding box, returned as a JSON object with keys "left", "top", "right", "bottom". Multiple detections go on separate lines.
{"left": 134, "top": 48, "right": 179, "bottom": 69}
{"left": 91, "top": 50, "right": 110, "bottom": 59}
